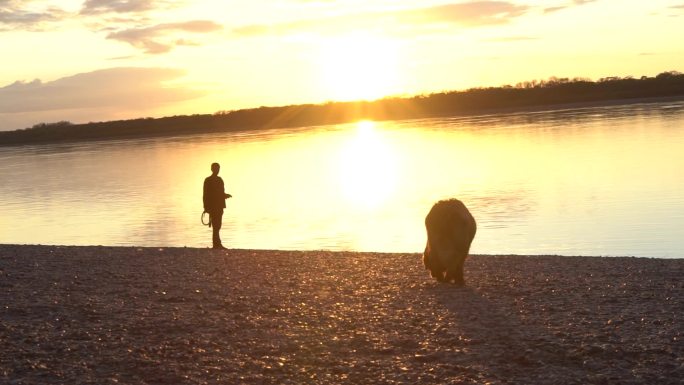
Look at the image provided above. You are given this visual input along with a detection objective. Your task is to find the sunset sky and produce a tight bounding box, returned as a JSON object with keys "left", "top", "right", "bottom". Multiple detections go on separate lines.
{"left": 1, "top": 0, "right": 683, "bottom": 131}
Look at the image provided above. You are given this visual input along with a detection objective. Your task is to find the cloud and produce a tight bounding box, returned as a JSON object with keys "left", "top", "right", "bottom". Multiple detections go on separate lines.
{"left": 543, "top": 6, "right": 566, "bottom": 14}
{"left": 543, "top": 0, "right": 597, "bottom": 14}
{"left": 0, "top": 0, "right": 67, "bottom": 30}
{"left": 233, "top": 1, "right": 531, "bottom": 37}
{"left": 1, "top": 1, "right": 220, "bottom": 54}
{"left": 0, "top": 67, "right": 204, "bottom": 114}
{"left": 407, "top": 2, "right": 530, "bottom": 26}
{"left": 80, "top": 0, "right": 178, "bottom": 15}
{"left": 80, "top": 2, "right": 220, "bottom": 55}
{"left": 107, "top": 20, "right": 223, "bottom": 53}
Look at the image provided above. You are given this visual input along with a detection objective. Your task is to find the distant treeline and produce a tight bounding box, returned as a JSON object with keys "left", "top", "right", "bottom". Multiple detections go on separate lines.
{"left": 2, "top": 71, "right": 684, "bottom": 146}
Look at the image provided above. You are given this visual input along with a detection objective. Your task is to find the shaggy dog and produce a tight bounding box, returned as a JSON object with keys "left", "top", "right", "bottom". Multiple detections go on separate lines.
{"left": 423, "top": 199, "right": 477, "bottom": 285}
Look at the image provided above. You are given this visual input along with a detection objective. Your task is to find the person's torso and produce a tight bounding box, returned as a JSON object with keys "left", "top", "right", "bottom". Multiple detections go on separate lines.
{"left": 205, "top": 175, "right": 225, "bottom": 209}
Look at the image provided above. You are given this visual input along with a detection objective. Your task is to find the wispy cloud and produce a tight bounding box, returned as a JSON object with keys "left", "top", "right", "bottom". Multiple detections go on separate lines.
{"left": 107, "top": 20, "right": 223, "bottom": 54}
{"left": 233, "top": 1, "right": 531, "bottom": 37}
{"left": 0, "top": 0, "right": 67, "bottom": 30}
{"left": 543, "top": 6, "right": 565, "bottom": 14}
{"left": 1, "top": 1, "right": 218, "bottom": 54}
{"left": 81, "top": 1, "right": 222, "bottom": 54}
{"left": 80, "top": 0, "right": 179, "bottom": 15}
{"left": 0, "top": 67, "right": 204, "bottom": 113}
{"left": 543, "top": 0, "right": 597, "bottom": 14}
{"left": 407, "top": 2, "right": 530, "bottom": 26}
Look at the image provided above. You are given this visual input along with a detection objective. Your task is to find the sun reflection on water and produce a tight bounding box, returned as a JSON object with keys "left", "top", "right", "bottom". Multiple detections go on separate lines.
{"left": 336, "top": 121, "right": 399, "bottom": 209}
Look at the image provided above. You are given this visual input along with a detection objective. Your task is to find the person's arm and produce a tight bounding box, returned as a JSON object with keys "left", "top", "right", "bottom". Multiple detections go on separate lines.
{"left": 220, "top": 178, "right": 232, "bottom": 199}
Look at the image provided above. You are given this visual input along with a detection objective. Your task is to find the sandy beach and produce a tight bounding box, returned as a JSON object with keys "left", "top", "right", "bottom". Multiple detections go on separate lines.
{"left": 1, "top": 245, "right": 682, "bottom": 384}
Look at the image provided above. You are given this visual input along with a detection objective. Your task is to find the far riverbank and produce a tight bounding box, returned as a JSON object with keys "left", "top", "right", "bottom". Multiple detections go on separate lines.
{"left": 2, "top": 72, "right": 684, "bottom": 146}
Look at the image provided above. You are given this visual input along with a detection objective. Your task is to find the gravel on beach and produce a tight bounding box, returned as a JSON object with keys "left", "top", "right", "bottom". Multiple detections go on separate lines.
{"left": 0, "top": 245, "right": 682, "bottom": 385}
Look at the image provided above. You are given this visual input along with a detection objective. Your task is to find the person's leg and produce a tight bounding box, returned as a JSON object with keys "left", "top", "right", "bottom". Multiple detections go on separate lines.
{"left": 211, "top": 209, "right": 224, "bottom": 248}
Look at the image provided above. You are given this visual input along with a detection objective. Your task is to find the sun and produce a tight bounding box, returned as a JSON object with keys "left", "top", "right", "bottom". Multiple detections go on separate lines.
{"left": 318, "top": 34, "right": 400, "bottom": 101}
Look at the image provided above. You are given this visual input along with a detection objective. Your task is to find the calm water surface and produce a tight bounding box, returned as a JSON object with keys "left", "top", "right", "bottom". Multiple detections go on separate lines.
{"left": 1, "top": 101, "right": 683, "bottom": 257}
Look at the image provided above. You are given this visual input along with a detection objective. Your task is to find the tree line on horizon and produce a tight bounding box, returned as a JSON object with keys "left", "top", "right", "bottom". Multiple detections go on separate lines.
{"left": 2, "top": 71, "right": 683, "bottom": 146}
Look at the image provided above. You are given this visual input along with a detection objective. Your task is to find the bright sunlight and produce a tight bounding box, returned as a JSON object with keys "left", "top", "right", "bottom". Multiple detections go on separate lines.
{"left": 318, "top": 34, "right": 400, "bottom": 101}
{"left": 337, "top": 121, "right": 399, "bottom": 208}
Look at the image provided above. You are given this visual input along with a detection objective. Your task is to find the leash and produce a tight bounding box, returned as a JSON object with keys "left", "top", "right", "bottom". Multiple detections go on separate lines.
{"left": 201, "top": 211, "right": 212, "bottom": 227}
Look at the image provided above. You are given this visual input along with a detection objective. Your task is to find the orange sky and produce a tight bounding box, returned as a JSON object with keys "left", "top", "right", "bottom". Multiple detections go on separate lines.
{"left": 1, "top": 0, "right": 683, "bottom": 130}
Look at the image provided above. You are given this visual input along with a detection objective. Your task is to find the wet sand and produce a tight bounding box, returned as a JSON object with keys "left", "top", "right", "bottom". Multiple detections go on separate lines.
{"left": 1, "top": 245, "right": 682, "bottom": 384}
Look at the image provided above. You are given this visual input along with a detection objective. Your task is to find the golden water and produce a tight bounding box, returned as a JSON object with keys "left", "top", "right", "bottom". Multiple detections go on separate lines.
{"left": 1, "top": 101, "right": 683, "bottom": 257}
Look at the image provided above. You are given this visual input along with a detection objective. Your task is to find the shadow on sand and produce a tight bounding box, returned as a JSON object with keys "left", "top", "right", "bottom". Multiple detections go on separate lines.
{"left": 426, "top": 283, "right": 585, "bottom": 384}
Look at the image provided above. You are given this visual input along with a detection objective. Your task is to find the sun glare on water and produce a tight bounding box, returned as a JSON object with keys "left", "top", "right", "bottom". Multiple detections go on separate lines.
{"left": 318, "top": 34, "right": 400, "bottom": 101}
{"left": 337, "top": 121, "right": 399, "bottom": 208}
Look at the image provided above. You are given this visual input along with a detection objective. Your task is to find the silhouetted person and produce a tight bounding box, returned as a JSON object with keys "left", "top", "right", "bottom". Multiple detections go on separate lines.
{"left": 203, "top": 162, "right": 232, "bottom": 249}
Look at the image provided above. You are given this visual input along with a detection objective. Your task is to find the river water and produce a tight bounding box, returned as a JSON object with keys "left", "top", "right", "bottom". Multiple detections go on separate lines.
{"left": 1, "top": 101, "right": 683, "bottom": 257}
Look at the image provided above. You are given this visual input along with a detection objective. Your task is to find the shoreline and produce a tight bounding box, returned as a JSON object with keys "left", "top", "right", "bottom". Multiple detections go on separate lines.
{"left": 2, "top": 243, "right": 681, "bottom": 260}
{"left": 1, "top": 245, "right": 682, "bottom": 384}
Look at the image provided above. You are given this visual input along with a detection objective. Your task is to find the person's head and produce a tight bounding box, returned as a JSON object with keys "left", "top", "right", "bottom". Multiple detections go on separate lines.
{"left": 211, "top": 162, "right": 220, "bottom": 175}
